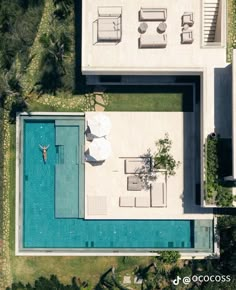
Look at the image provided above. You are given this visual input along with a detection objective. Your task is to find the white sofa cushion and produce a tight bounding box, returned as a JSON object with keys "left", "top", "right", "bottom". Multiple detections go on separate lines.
{"left": 140, "top": 34, "right": 167, "bottom": 48}
{"left": 140, "top": 8, "right": 167, "bottom": 21}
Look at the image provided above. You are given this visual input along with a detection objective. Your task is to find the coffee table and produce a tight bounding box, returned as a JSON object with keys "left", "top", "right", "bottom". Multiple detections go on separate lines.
{"left": 127, "top": 176, "right": 142, "bottom": 191}
{"left": 139, "top": 22, "right": 148, "bottom": 33}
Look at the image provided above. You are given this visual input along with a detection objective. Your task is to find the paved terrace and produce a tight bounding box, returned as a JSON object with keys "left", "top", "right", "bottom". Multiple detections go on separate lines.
{"left": 82, "top": 0, "right": 227, "bottom": 73}
{"left": 85, "top": 112, "right": 213, "bottom": 220}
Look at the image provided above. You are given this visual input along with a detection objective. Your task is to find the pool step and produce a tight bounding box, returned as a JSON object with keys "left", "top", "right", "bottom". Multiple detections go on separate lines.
{"left": 56, "top": 145, "right": 64, "bottom": 164}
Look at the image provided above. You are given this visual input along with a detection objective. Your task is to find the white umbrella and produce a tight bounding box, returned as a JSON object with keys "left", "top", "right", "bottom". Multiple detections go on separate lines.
{"left": 87, "top": 114, "right": 112, "bottom": 137}
{"left": 88, "top": 138, "right": 112, "bottom": 161}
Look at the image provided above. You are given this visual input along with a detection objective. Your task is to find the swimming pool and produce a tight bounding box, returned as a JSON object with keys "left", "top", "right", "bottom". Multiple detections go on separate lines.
{"left": 23, "top": 118, "right": 194, "bottom": 249}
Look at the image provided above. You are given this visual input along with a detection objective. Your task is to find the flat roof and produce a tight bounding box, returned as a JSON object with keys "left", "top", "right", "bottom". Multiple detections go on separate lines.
{"left": 82, "top": 0, "right": 227, "bottom": 73}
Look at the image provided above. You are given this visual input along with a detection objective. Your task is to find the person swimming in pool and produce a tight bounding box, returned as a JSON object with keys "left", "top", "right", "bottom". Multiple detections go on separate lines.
{"left": 39, "top": 144, "right": 50, "bottom": 163}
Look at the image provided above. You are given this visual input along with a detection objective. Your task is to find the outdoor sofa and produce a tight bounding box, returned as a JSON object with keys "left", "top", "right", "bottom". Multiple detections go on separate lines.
{"left": 150, "top": 182, "right": 167, "bottom": 207}
{"left": 139, "top": 34, "right": 167, "bottom": 48}
{"left": 97, "top": 18, "right": 121, "bottom": 42}
{"left": 119, "top": 196, "right": 135, "bottom": 207}
{"left": 98, "top": 7, "right": 122, "bottom": 17}
{"left": 125, "top": 157, "right": 151, "bottom": 174}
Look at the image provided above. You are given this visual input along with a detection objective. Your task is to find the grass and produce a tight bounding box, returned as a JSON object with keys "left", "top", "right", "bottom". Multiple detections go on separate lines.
{"left": 105, "top": 85, "right": 194, "bottom": 112}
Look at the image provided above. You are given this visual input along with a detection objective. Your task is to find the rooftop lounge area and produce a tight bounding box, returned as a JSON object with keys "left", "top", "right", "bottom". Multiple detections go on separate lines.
{"left": 82, "top": 0, "right": 226, "bottom": 74}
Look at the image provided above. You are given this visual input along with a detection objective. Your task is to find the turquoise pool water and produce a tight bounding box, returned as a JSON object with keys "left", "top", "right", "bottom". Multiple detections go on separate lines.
{"left": 23, "top": 120, "right": 193, "bottom": 249}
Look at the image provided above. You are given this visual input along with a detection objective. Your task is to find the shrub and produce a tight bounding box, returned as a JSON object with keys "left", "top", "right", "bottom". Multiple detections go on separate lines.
{"left": 206, "top": 136, "right": 218, "bottom": 197}
{"left": 216, "top": 187, "right": 233, "bottom": 207}
{"left": 157, "top": 251, "right": 181, "bottom": 264}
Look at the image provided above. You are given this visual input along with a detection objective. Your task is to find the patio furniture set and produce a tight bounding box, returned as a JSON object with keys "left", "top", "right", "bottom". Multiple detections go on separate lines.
{"left": 119, "top": 158, "right": 167, "bottom": 208}
{"left": 95, "top": 7, "right": 194, "bottom": 46}
{"left": 181, "top": 12, "right": 194, "bottom": 44}
{"left": 139, "top": 8, "right": 167, "bottom": 48}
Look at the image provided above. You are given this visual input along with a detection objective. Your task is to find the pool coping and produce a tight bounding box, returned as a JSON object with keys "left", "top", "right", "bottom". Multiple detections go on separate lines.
{"left": 15, "top": 112, "right": 218, "bottom": 257}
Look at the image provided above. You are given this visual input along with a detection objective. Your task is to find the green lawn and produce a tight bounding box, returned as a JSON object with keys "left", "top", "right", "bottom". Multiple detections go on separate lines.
{"left": 105, "top": 85, "right": 194, "bottom": 112}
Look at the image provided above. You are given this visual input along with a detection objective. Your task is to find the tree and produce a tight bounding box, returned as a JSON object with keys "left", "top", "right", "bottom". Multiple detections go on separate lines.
{"left": 53, "top": 0, "right": 73, "bottom": 20}
{"left": 216, "top": 216, "right": 236, "bottom": 275}
{"left": 153, "top": 133, "right": 180, "bottom": 176}
{"left": 136, "top": 263, "right": 169, "bottom": 290}
{"left": 35, "top": 31, "right": 71, "bottom": 94}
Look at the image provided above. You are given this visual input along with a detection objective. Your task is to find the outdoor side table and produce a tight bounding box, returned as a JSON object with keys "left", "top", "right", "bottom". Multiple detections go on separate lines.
{"left": 157, "top": 22, "right": 167, "bottom": 33}
{"left": 139, "top": 22, "right": 148, "bottom": 33}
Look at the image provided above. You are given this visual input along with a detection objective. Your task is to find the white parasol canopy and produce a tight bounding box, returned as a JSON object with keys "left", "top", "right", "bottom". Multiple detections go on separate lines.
{"left": 87, "top": 114, "right": 112, "bottom": 137}
{"left": 88, "top": 137, "right": 112, "bottom": 161}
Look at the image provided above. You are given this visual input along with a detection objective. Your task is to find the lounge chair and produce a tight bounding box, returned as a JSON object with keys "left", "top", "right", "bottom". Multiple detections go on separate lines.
{"left": 140, "top": 8, "right": 167, "bottom": 21}
{"left": 182, "top": 12, "right": 194, "bottom": 26}
{"left": 151, "top": 182, "right": 167, "bottom": 207}
{"left": 181, "top": 31, "right": 194, "bottom": 44}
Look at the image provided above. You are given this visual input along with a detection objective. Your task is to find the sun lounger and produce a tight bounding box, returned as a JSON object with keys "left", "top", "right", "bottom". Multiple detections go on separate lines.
{"left": 135, "top": 196, "right": 150, "bottom": 207}
{"left": 140, "top": 8, "right": 167, "bottom": 21}
{"left": 139, "top": 34, "right": 167, "bottom": 48}
{"left": 119, "top": 196, "right": 135, "bottom": 207}
{"left": 151, "top": 182, "right": 167, "bottom": 207}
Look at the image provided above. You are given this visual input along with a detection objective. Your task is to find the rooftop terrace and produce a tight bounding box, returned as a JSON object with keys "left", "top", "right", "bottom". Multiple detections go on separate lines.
{"left": 82, "top": 0, "right": 227, "bottom": 74}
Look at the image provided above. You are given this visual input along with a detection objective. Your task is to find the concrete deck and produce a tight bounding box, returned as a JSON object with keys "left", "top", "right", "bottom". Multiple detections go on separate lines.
{"left": 85, "top": 112, "right": 213, "bottom": 219}
{"left": 82, "top": 0, "right": 226, "bottom": 74}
